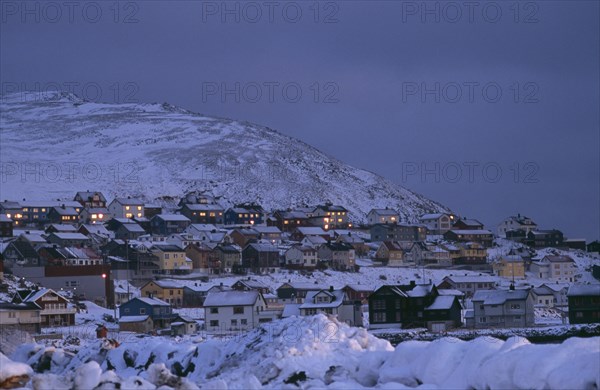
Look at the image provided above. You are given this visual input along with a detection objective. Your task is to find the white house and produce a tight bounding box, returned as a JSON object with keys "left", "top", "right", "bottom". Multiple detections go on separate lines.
{"left": 203, "top": 290, "right": 274, "bottom": 333}
{"left": 497, "top": 214, "right": 538, "bottom": 237}
{"left": 419, "top": 213, "right": 455, "bottom": 234}
{"left": 299, "top": 288, "right": 361, "bottom": 326}
{"left": 367, "top": 209, "right": 399, "bottom": 225}
{"left": 530, "top": 256, "right": 576, "bottom": 283}
{"left": 285, "top": 245, "right": 318, "bottom": 268}
{"left": 108, "top": 197, "right": 145, "bottom": 219}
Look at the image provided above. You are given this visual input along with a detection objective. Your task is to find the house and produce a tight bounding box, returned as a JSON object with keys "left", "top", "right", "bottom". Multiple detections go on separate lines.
{"left": 203, "top": 290, "right": 270, "bottom": 333}
{"left": 214, "top": 244, "right": 242, "bottom": 273}
{"left": 301, "top": 235, "right": 328, "bottom": 248}
{"left": 144, "top": 204, "right": 163, "bottom": 219}
{"left": 444, "top": 230, "right": 493, "bottom": 248}
{"left": 231, "top": 278, "right": 271, "bottom": 295}
{"left": 17, "top": 201, "right": 82, "bottom": 224}
{"left": 368, "top": 282, "right": 440, "bottom": 329}
{"left": 252, "top": 226, "right": 283, "bottom": 244}
{"left": 497, "top": 214, "right": 538, "bottom": 237}
{"left": 318, "top": 242, "right": 356, "bottom": 271}
{"left": 493, "top": 256, "right": 526, "bottom": 279}
{"left": 276, "top": 282, "right": 326, "bottom": 303}
{"left": 0, "top": 214, "right": 14, "bottom": 237}
{"left": 422, "top": 245, "right": 451, "bottom": 266}
{"left": 424, "top": 295, "right": 463, "bottom": 332}
{"left": 179, "top": 203, "right": 224, "bottom": 224}
{"left": 567, "top": 284, "right": 600, "bottom": 324}
{"left": 452, "top": 218, "right": 484, "bottom": 230}
{"left": 13, "top": 288, "right": 76, "bottom": 327}
{"left": 229, "top": 228, "right": 260, "bottom": 248}
{"left": 74, "top": 191, "right": 107, "bottom": 208}
{"left": 80, "top": 207, "right": 110, "bottom": 228}
{"left": 526, "top": 230, "right": 564, "bottom": 248}
{"left": 375, "top": 241, "right": 404, "bottom": 266}
{"left": 151, "top": 245, "right": 191, "bottom": 275}
{"left": 290, "top": 227, "right": 329, "bottom": 242}
{"left": 108, "top": 197, "right": 145, "bottom": 219}
{"left": 185, "top": 243, "right": 215, "bottom": 273}
{"left": 0, "top": 302, "right": 41, "bottom": 333}
{"left": 370, "top": 224, "right": 426, "bottom": 243}
{"left": 471, "top": 288, "right": 535, "bottom": 328}
{"left": 45, "top": 232, "right": 89, "bottom": 248}
{"left": 119, "top": 296, "right": 173, "bottom": 329}
{"left": 140, "top": 280, "right": 184, "bottom": 306}
{"left": 47, "top": 206, "right": 81, "bottom": 224}
{"left": 419, "top": 213, "right": 455, "bottom": 234}
{"left": 530, "top": 255, "right": 576, "bottom": 282}
{"left": 587, "top": 240, "right": 600, "bottom": 254}
{"left": 454, "top": 242, "right": 489, "bottom": 269}
{"left": 150, "top": 214, "right": 191, "bottom": 235}
{"left": 3, "top": 240, "right": 41, "bottom": 266}
{"left": 542, "top": 283, "right": 570, "bottom": 310}
{"left": 119, "top": 315, "right": 154, "bottom": 333}
{"left": 343, "top": 284, "right": 374, "bottom": 304}
{"left": 115, "top": 223, "right": 147, "bottom": 241}
{"left": 114, "top": 282, "right": 134, "bottom": 306}
{"left": 182, "top": 283, "right": 231, "bottom": 307}
{"left": 397, "top": 241, "right": 427, "bottom": 266}
{"left": 0, "top": 201, "right": 23, "bottom": 226}
{"left": 171, "top": 315, "right": 197, "bottom": 335}
{"left": 269, "top": 210, "right": 311, "bottom": 232}
{"left": 285, "top": 245, "right": 318, "bottom": 269}
{"left": 335, "top": 232, "right": 369, "bottom": 256}
{"left": 531, "top": 285, "right": 556, "bottom": 308}
{"left": 438, "top": 275, "right": 497, "bottom": 297}
{"left": 367, "top": 208, "right": 399, "bottom": 225}
{"left": 45, "top": 224, "right": 78, "bottom": 234}
{"left": 299, "top": 287, "right": 362, "bottom": 326}
{"left": 241, "top": 243, "right": 280, "bottom": 273}
{"left": 224, "top": 205, "right": 265, "bottom": 225}
{"left": 505, "top": 229, "right": 528, "bottom": 244}
{"left": 563, "top": 239, "right": 587, "bottom": 251}
{"left": 78, "top": 224, "right": 112, "bottom": 240}
{"left": 310, "top": 204, "right": 350, "bottom": 230}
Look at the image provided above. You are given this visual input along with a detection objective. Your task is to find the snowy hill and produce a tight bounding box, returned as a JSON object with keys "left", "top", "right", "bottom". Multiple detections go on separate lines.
{"left": 0, "top": 91, "right": 449, "bottom": 222}
{"left": 3, "top": 315, "right": 599, "bottom": 389}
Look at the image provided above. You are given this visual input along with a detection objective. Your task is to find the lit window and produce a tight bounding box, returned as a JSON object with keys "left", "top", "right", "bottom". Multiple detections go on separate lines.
{"left": 137, "top": 206, "right": 142, "bottom": 211}
{"left": 92, "top": 214, "right": 98, "bottom": 219}
{"left": 200, "top": 212, "right": 206, "bottom": 217}
{"left": 137, "top": 213, "right": 142, "bottom": 218}
{"left": 125, "top": 206, "right": 130, "bottom": 210}
{"left": 41, "top": 208, "right": 46, "bottom": 212}
{"left": 126, "top": 213, "right": 133, "bottom": 218}
{"left": 210, "top": 212, "right": 215, "bottom": 217}
{"left": 238, "top": 214, "right": 243, "bottom": 218}
{"left": 98, "top": 214, "right": 103, "bottom": 218}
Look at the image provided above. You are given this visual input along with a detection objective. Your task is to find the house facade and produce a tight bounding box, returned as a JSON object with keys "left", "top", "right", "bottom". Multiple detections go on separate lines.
{"left": 317, "top": 242, "right": 356, "bottom": 271}
{"left": 530, "top": 255, "right": 576, "bottom": 282}
{"left": 419, "top": 213, "right": 455, "bottom": 234}
{"left": 13, "top": 288, "right": 76, "bottom": 327}
{"left": 140, "top": 280, "right": 184, "bottom": 307}
{"left": 567, "top": 285, "right": 600, "bottom": 324}
{"left": 299, "top": 288, "right": 362, "bottom": 326}
{"left": 0, "top": 302, "right": 41, "bottom": 333}
{"left": 119, "top": 297, "right": 173, "bottom": 329}
{"left": 471, "top": 289, "right": 534, "bottom": 328}
{"left": 497, "top": 214, "right": 537, "bottom": 237}
{"left": 203, "top": 290, "right": 270, "bottom": 333}
{"left": 367, "top": 208, "right": 398, "bottom": 225}
{"left": 285, "top": 245, "right": 318, "bottom": 269}
{"left": 108, "top": 198, "right": 145, "bottom": 219}
{"left": 150, "top": 214, "right": 191, "bottom": 235}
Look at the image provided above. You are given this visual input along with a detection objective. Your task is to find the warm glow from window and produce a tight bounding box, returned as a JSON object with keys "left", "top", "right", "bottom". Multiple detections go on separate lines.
{"left": 391, "top": 217, "right": 396, "bottom": 221}
{"left": 137, "top": 206, "right": 142, "bottom": 210}
{"left": 125, "top": 206, "right": 130, "bottom": 210}
{"left": 137, "top": 213, "right": 142, "bottom": 218}
{"left": 284, "top": 220, "right": 289, "bottom": 224}
{"left": 250, "top": 220, "right": 254, "bottom": 225}
{"left": 338, "top": 218, "right": 342, "bottom": 223}
{"left": 200, "top": 212, "right": 206, "bottom": 216}
{"left": 6, "top": 214, "right": 11, "bottom": 218}
{"left": 324, "top": 224, "right": 329, "bottom": 230}
{"left": 126, "top": 213, "right": 133, "bottom": 218}
{"left": 238, "top": 213, "right": 243, "bottom": 218}
{"left": 210, "top": 212, "right": 215, "bottom": 217}
{"left": 324, "top": 218, "right": 329, "bottom": 222}
{"left": 98, "top": 213, "right": 104, "bottom": 218}
{"left": 41, "top": 208, "right": 46, "bottom": 212}
{"left": 91, "top": 214, "right": 98, "bottom": 219}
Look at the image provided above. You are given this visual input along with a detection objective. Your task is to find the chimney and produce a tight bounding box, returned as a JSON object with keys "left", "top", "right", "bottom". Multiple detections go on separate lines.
{"left": 329, "top": 285, "right": 334, "bottom": 292}
{"left": 220, "top": 282, "right": 223, "bottom": 287}
{"left": 409, "top": 280, "right": 416, "bottom": 287}
{"left": 509, "top": 283, "right": 515, "bottom": 291}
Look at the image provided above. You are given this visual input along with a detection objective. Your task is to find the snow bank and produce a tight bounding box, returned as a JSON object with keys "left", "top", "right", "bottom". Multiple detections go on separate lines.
{"left": 8, "top": 315, "right": 600, "bottom": 389}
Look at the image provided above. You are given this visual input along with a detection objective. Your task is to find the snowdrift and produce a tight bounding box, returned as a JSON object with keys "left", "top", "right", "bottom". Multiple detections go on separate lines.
{"left": 4, "top": 315, "right": 600, "bottom": 389}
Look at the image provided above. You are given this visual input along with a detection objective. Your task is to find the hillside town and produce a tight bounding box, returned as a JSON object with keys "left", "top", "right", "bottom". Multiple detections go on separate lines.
{"left": 0, "top": 190, "right": 599, "bottom": 344}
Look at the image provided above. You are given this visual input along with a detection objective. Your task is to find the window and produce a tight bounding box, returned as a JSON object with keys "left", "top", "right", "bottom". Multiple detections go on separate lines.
{"left": 210, "top": 320, "right": 219, "bottom": 327}
{"left": 124, "top": 308, "right": 130, "bottom": 313}
{"left": 210, "top": 308, "right": 218, "bottom": 314}
{"left": 576, "top": 312, "right": 583, "bottom": 318}
{"left": 139, "top": 308, "right": 146, "bottom": 314}
{"left": 373, "top": 312, "right": 387, "bottom": 322}
{"left": 233, "top": 306, "right": 244, "bottom": 314}
{"left": 8, "top": 312, "right": 16, "bottom": 318}
{"left": 373, "top": 299, "right": 386, "bottom": 310}
{"left": 241, "top": 319, "right": 248, "bottom": 325}
{"left": 510, "top": 304, "right": 521, "bottom": 310}
{"left": 231, "top": 319, "right": 237, "bottom": 326}
{"left": 479, "top": 317, "right": 487, "bottom": 323}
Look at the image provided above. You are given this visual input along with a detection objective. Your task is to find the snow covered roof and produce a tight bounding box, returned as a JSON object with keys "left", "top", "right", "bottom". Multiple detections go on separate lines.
{"left": 472, "top": 289, "right": 529, "bottom": 304}
{"left": 369, "top": 208, "right": 398, "bottom": 216}
{"left": 114, "top": 198, "right": 144, "bottom": 205}
{"left": 252, "top": 226, "right": 281, "bottom": 234}
{"left": 282, "top": 304, "right": 301, "bottom": 317}
{"left": 136, "top": 297, "right": 170, "bottom": 306}
{"left": 448, "top": 229, "right": 492, "bottom": 235}
{"left": 420, "top": 213, "right": 447, "bottom": 220}
{"left": 185, "top": 204, "right": 223, "bottom": 211}
{"left": 567, "top": 285, "right": 600, "bottom": 297}
{"left": 203, "top": 291, "right": 260, "bottom": 307}
{"left": 154, "top": 214, "right": 191, "bottom": 222}
{"left": 300, "top": 290, "right": 345, "bottom": 309}
{"left": 119, "top": 315, "right": 150, "bottom": 323}
{"left": 426, "top": 295, "right": 457, "bottom": 310}
{"left": 50, "top": 232, "right": 89, "bottom": 240}
{"left": 150, "top": 280, "right": 184, "bottom": 289}
{"left": 437, "top": 289, "right": 464, "bottom": 297}
{"left": 48, "top": 224, "right": 77, "bottom": 232}
{"left": 443, "top": 275, "right": 497, "bottom": 284}
{"left": 296, "top": 227, "right": 327, "bottom": 235}
{"left": 540, "top": 255, "right": 575, "bottom": 263}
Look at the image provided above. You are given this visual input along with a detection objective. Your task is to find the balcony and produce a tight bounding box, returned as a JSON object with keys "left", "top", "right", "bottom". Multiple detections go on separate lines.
{"left": 41, "top": 308, "right": 77, "bottom": 315}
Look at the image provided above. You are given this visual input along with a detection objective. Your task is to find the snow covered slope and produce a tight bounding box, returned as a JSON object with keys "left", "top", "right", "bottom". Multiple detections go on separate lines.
{"left": 5, "top": 315, "right": 600, "bottom": 389}
{"left": 0, "top": 91, "right": 449, "bottom": 222}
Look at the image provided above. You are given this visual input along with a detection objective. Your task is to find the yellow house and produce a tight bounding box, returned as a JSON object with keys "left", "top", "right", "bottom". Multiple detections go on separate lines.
{"left": 151, "top": 244, "right": 191, "bottom": 273}
{"left": 140, "top": 280, "right": 184, "bottom": 306}
{"left": 493, "top": 256, "right": 526, "bottom": 279}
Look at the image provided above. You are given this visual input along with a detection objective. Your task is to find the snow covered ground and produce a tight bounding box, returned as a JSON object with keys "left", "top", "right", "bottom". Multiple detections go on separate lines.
{"left": 2, "top": 315, "right": 599, "bottom": 389}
